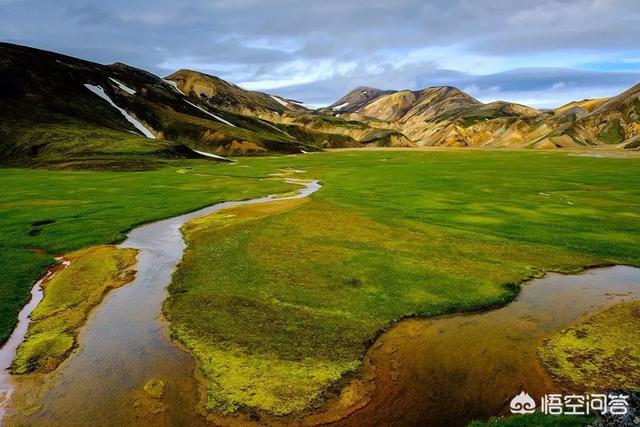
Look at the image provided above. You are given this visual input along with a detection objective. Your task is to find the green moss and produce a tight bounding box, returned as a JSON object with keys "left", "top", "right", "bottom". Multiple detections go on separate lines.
{"left": 539, "top": 301, "right": 640, "bottom": 391}
{"left": 0, "top": 162, "right": 293, "bottom": 343}
{"left": 182, "top": 340, "right": 357, "bottom": 415}
{"left": 11, "top": 245, "right": 137, "bottom": 374}
{"left": 143, "top": 379, "right": 165, "bottom": 399}
{"left": 166, "top": 151, "right": 640, "bottom": 416}
{"left": 469, "top": 412, "right": 594, "bottom": 426}
{"left": 597, "top": 120, "right": 625, "bottom": 144}
{"left": 11, "top": 331, "right": 75, "bottom": 374}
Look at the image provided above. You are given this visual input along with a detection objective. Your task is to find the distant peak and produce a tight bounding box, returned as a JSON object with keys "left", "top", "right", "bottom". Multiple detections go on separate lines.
{"left": 353, "top": 86, "right": 382, "bottom": 92}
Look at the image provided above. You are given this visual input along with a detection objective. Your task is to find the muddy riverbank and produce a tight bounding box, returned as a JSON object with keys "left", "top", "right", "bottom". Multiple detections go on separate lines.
{"left": 2, "top": 179, "right": 638, "bottom": 426}
{"left": 2, "top": 180, "right": 320, "bottom": 426}
{"left": 316, "top": 266, "right": 640, "bottom": 427}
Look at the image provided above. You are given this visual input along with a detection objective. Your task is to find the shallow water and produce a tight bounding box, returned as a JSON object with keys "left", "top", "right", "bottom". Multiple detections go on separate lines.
{"left": 329, "top": 266, "right": 640, "bottom": 427}
{"left": 0, "top": 272, "right": 46, "bottom": 420}
{"left": 3, "top": 179, "right": 320, "bottom": 426}
{"left": 2, "top": 180, "right": 638, "bottom": 426}
{"left": 0, "top": 259, "right": 73, "bottom": 422}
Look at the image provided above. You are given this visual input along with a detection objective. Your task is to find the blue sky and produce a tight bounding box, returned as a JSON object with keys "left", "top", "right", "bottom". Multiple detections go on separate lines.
{"left": 2, "top": 0, "right": 640, "bottom": 108}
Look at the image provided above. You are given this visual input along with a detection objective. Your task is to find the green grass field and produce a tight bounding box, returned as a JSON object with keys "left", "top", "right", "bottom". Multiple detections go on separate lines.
{"left": 163, "top": 150, "right": 640, "bottom": 415}
{"left": 2, "top": 149, "right": 639, "bottom": 420}
{"left": 469, "top": 413, "right": 595, "bottom": 426}
{"left": 0, "top": 161, "right": 293, "bottom": 343}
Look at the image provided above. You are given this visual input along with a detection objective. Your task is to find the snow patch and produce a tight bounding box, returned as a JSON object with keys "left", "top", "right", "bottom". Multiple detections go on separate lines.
{"left": 84, "top": 84, "right": 155, "bottom": 138}
{"left": 109, "top": 77, "right": 136, "bottom": 95}
{"left": 191, "top": 149, "right": 230, "bottom": 161}
{"left": 163, "top": 79, "right": 186, "bottom": 96}
{"left": 184, "top": 100, "right": 236, "bottom": 127}
{"left": 332, "top": 102, "right": 349, "bottom": 111}
{"left": 270, "top": 95, "right": 292, "bottom": 109}
{"left": 259, "top": 119, "right": 290, "bottom": 136}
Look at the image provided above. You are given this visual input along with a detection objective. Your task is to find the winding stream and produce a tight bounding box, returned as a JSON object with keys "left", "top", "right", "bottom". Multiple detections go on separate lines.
{"left": 1, "top": 177, "right": 638, "bottom": 426}
{"left": 2, "top": 179, "right": 320, "bottom": 426}
{"left": 324, "top": 265, "right": 640, "bottom": 427}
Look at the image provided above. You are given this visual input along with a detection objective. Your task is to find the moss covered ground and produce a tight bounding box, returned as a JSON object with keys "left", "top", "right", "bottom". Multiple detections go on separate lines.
{"left": 539, "top": 301, "right": 640, "bottom": 391}
{"left": 11, "top": 245, "right": 137, "bottom": 374}
{"left": 2, "top": 149, "right": 639, "bottom": 418}
{"left": 0, "top": 161, "right": 293, "bottom": 344}
{"left": 163, "top": 150, "right": 640, "bottom": 416}
{"left": 469, "top": 413, "right": 594, "bottom": 427}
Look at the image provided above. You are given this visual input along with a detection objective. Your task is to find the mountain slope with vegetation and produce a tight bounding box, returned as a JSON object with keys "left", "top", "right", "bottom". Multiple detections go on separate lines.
{"left": 2, "top": 42, "right": 637, "bottom": 165}
{"left": 164, "top": 69, "right": 413, "bottom": 149}
{"left": 0, "top": 43, "right": 318, "bottom": 166}
{"left": 331, "top": 82, "right": 640, "bottom": 149}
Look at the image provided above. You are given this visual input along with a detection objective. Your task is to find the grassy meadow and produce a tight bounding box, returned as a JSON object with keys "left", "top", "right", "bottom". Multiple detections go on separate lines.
{"left": 163, "top": 150, "right": 640, "bottom": 415}
{"left": 0, "top": 161, "right": 293, "bottom": 343}
{"left": 1, "top": 149, "right": 639, "bottom": 420}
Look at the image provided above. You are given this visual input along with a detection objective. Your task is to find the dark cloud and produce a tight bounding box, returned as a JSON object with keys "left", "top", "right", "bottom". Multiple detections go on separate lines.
{"left": 1, "top": 0, "right": 639, "bottom": 107}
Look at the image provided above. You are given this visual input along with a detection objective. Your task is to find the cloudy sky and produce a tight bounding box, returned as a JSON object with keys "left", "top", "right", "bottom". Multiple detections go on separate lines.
{"left": 2, "top": 0, "right": 640, "bottom": 108}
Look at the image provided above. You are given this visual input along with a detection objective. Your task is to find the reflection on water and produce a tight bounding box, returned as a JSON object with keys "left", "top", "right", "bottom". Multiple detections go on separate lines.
{"left": 0, "top": 275, "right": 45, "bottom": 421}
{"left": 3, "top": 176, "right": 637, "bottom": 426}
{"left": 4, "top": 180, "right": 320, "bottom": 427}
{"left": 330, "top": 266, "right": 640, "bottom": 427}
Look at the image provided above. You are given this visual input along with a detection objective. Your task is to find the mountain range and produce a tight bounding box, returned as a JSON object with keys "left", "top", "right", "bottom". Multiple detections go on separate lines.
{"left": 1, "top": 42, "right": 638, "bottom": 168}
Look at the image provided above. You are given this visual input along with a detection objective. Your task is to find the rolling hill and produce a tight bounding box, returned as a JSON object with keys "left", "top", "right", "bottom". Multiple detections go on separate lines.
{"left": 164, "top": 69, "right": 412, "bottom": 149}
{"left": 1, "top": 41, "right": 638, "bottom": 170}
{"left": 0, "top": 43, "right": 319, "bottom": 168}
{"left": 329, "top": 82, "right": 640, "bottom": 149}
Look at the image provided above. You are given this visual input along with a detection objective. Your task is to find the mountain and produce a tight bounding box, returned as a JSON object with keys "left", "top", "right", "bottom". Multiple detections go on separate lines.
{"left": 574, "top": 82, "right": 640, "bottom": 148}
{"left": 164, "top": 71, "right": 413, "bottom": 148}
{"left": 327, "top": 82, "right": 640, "bottom": 149}
{"left": 0, "top": 42, "right": 321, "bottom": 168}
{"left": 1, "top": 41, "right": 637, "bottom": 169}
{"left": 0, "top": 43, "right": 417, "bottom": 168}
{"left": 323, "top": 87, "right": 396, "bottom": 113}
{"left": 165, "top": 69, "right": 308, "bottom": 117}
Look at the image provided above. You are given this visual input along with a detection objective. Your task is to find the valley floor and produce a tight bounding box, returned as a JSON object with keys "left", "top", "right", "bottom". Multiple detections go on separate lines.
{"left": 1, "top": 149, "right": 639, "bottom": 425}
{"left": 165, "top": 150, "right": 640, "bottom": 418}
{"left": 0, "top": 162, "right": 293, "bottom": 344}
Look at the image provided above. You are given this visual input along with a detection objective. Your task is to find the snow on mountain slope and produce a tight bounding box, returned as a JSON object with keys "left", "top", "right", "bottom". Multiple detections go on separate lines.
{"left": 184, "top": 100, "right": 237, "bottom": 127}
{"left": 84, "top": 84, "right": 155, "bottom": 138}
